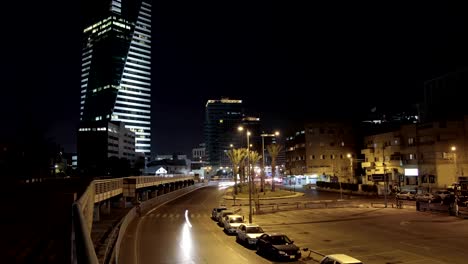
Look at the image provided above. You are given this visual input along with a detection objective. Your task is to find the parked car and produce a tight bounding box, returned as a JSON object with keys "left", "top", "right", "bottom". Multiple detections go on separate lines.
{"left": 217, "top": 210, "right": 235, "bottom": 223}
{"left": 396, "top": 190, "right": 416, "bottom": 200}
{"left": 211, "top": 206, "right": 227, "bottom": 220}
{"left": 434, "top": 190, "right": 451, "bottom": 201}
{"left": 256, "top": 233, "right": 301, "bottom": 261}
{"left": 415, "top": 193, "right": 437, "bottom": 202}
{"left": 236, "top": 223, "right": 264, "bottom": 247}
{"left": 222, "top": 214, "right": 244, "bottom": 234}
{"left": 320, "top": 254, "right": 363, "bottom": 264}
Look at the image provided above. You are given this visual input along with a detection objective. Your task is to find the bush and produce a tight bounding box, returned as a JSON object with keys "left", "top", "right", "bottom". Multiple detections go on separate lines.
{"left": 361, "top": 184, "right": 377, "bottom": 193}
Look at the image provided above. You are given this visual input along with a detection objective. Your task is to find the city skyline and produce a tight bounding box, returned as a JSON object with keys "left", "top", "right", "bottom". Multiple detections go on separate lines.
{"left": 2, "top": 1, "right": 466, "bottom": 156}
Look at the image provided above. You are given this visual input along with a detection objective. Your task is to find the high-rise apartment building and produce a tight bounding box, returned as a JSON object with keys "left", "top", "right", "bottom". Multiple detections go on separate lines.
{"left": 204, "top": 98, "right": 243, "bottom": 167}
{"left": 80, "top": 0, "right": 152, "bottom": 156}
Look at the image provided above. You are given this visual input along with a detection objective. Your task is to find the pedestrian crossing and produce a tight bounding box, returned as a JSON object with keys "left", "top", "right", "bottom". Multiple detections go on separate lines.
{"left": 143, "top": 213, "right": 213, "bottom": 219}
{"left": 142, "top": 207, "right": 387, "bottom": 221}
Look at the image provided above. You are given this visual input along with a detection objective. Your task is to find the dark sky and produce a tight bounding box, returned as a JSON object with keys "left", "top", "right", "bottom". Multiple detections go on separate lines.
{"left": 1, "top": 1, "right": 467, "bottom": 156}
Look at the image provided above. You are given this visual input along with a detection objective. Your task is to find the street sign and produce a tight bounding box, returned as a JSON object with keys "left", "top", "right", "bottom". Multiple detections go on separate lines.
{"left": 372, "top": 174, "right": 384, "bottom": 182}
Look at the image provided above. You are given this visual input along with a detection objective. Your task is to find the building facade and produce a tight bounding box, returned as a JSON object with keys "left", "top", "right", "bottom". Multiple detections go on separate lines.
{"left": 286, "top": 122, "right": 358, "bottom": 183}
{"left": 80, "top": 0, "right": 152, "bottom": 157}
{"left": 361, "top": 117, "right": 468, "bottom": 190}
{"left": 204, "top": 98, "right": 243, "bottom": 167}
{"left": 191, "top": 143, "right": 208, "bottom": 170}
{"left": 77, "top": 121, "right": 141, "bottom": 175}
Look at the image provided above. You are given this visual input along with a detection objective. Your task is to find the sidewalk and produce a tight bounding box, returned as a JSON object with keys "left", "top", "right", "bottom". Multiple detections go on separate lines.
{"left": 91, "top": 207, "right": 131, "bottom": 262}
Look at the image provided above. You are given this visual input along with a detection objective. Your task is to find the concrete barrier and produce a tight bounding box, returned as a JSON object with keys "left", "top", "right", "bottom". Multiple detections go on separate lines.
{"left": 113, "top": 183, "right": 206, "bottom": 263}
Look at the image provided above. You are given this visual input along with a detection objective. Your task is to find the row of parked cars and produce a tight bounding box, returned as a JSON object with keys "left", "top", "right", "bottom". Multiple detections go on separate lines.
{"left": 211, "top": 205, "right": 363, "bottom": 263}
{"left": 396, "top": 189, "right": 452, "bottom": 202}
{"left": 211, "top": 205, "right": 302, "bottom": 261}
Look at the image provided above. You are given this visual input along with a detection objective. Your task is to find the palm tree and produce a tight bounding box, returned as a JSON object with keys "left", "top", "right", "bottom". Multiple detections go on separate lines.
{"left": 248, "top": 151, "right": 262, "bottom": 193}
{"left": 226, "top": 148, "right": 247, "bottom": 195}
{"left": 267, "top": 144, "right": 283, "bottom": 192}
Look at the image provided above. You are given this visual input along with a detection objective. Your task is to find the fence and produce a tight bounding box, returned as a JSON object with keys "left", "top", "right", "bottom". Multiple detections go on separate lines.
{"left": 255, "top": 199, "right": 356, "bottom": 214}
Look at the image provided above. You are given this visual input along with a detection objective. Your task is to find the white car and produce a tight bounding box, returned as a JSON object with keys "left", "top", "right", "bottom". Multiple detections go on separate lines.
{"left": 222, "top": 214, "right": 244, "bottom": 234}
{"left": 320, "top": 254, "right": 363, "bottom": 264}
{"left": 396, "top": 190, "right": 416, "bottom": 200}
{"left": 236, "top": 223, "right": 264, "bottom": 247}
{"left": 217, "top": 210, "right": 235, "bottom": 223}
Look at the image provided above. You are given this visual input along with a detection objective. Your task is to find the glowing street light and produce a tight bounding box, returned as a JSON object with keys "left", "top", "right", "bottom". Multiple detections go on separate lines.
{"left": 346, "top": 153, "right": 353, "bottom": 180}
{"left": 238, "top": 126, "right": 253, "bottom": 223}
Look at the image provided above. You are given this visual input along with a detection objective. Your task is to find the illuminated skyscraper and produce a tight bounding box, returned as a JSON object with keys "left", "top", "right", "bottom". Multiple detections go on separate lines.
{"left": 79, "top": 0, "right": 152, "bottom": 157}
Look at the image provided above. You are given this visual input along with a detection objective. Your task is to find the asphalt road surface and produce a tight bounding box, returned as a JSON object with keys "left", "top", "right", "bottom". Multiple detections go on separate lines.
{"left": 119, "top": 183, "right": 468, "bottom": 264}
{"left": 119, "top": 183, "right": 301, "bottom": 264}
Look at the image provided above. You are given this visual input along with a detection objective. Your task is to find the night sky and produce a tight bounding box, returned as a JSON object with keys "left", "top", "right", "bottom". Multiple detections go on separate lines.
{"left": 1, "top": 1, "right": 467, "bottom": 156}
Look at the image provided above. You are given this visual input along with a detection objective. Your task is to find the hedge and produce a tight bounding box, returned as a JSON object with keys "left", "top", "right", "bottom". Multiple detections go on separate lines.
{"left": 317, "top": 181, "right": 375, "bottom": 193}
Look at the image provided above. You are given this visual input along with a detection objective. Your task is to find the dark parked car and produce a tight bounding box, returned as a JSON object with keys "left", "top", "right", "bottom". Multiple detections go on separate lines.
{"left": 256, "top": 233, "right": 301, "bottom": 261}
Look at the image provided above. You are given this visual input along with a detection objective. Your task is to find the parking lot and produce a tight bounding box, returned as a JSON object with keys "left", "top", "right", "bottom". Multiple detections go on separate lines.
{"left": 244, "top": 206, "right": 468, "bottom": 263}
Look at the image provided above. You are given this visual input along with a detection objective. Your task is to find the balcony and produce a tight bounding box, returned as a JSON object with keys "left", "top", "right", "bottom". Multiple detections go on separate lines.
{"left": 361, "top": 148, "right": 374, "bottom": 155}
{"left": 361, "top": 162, "right": 375, "bottom": 168}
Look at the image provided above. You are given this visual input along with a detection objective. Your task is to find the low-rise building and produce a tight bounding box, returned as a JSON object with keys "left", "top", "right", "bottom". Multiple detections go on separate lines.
{"left": 361, "top": 117, "right": 468, "bottom": 190}
{"left": 145, "top": 154, "right": 190, "bottom": 175}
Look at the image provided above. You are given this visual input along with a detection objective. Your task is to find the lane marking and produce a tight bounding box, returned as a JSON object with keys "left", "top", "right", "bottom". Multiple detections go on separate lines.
{"left": 400, "top": 241, "right": 430, "bottom": 251}
{"left": 185, "top": 209, "right": 192, "bottom": 228}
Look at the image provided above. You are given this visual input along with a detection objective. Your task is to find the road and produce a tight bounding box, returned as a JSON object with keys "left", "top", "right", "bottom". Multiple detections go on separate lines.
{"left": 119, "top": 183, "right": 468, "bottom": 263}
{"left": 119, "top": 183, "right": 298, "bottom": 264}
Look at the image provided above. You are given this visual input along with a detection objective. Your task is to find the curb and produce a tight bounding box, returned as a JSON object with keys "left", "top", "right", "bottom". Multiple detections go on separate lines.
{"left": 223, "top": 192, "right": 305, "bottom": 200}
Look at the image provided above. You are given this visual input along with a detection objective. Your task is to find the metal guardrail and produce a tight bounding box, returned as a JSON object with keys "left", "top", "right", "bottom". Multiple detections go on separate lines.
{"left": 255, "top": 199, "right": 354, "bottom": 213}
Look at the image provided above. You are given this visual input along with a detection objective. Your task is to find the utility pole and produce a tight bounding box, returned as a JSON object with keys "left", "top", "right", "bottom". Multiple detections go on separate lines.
{"left": 383, "top": 144, "right": 387, "bottom": 208}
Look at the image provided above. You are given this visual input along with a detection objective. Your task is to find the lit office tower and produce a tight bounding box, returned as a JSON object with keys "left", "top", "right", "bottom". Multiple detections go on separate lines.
{"left": 80, "top": 0, "right": 152, "bottom": 156}
{"left": 204, "top": 98, "right": 243, "bottom": 167}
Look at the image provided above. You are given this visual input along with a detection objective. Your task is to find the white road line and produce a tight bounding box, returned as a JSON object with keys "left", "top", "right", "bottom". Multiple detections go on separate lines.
{"left": 134, "top": 215, "right": 142, "bottom": 264}
{"left": 400, "top": 241, "right": 431, "bottom": 251}
{"left": 185, "top": 210, "right": 192, "bottom": 228}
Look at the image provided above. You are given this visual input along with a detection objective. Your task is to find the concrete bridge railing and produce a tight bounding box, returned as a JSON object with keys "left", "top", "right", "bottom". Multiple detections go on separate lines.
{"left": 71, "top": 175, "right": 195, "bottom": 264}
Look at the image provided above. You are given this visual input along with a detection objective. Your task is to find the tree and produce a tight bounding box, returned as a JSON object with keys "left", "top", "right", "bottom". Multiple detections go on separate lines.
{"left": 267, "top": 144, "right": 283, "bottom": 192}
{"left": 226, "top": 148, "right": 247, "bottom": 195}
{"left": 248, "top": 151, "right": 262, "bottom": 194}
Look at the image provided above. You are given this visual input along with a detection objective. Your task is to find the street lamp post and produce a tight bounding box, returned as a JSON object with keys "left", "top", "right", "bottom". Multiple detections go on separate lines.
{"left": 347, "top": 153, "right": 353, "bottom": 183}
{"left": 238, "top": 126, "right": 253, "bottom": 223}
{"left": 382, "top": 144, "right": 388, "bottom": 208}
{"left": 451, "top": 146, "right": 459, "bottom": 216}
{"left": 261, "top": 131, "right": 280, "bottom": 192}
{"left": 452, "top": 146, "right": 458, "bottom": 182}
